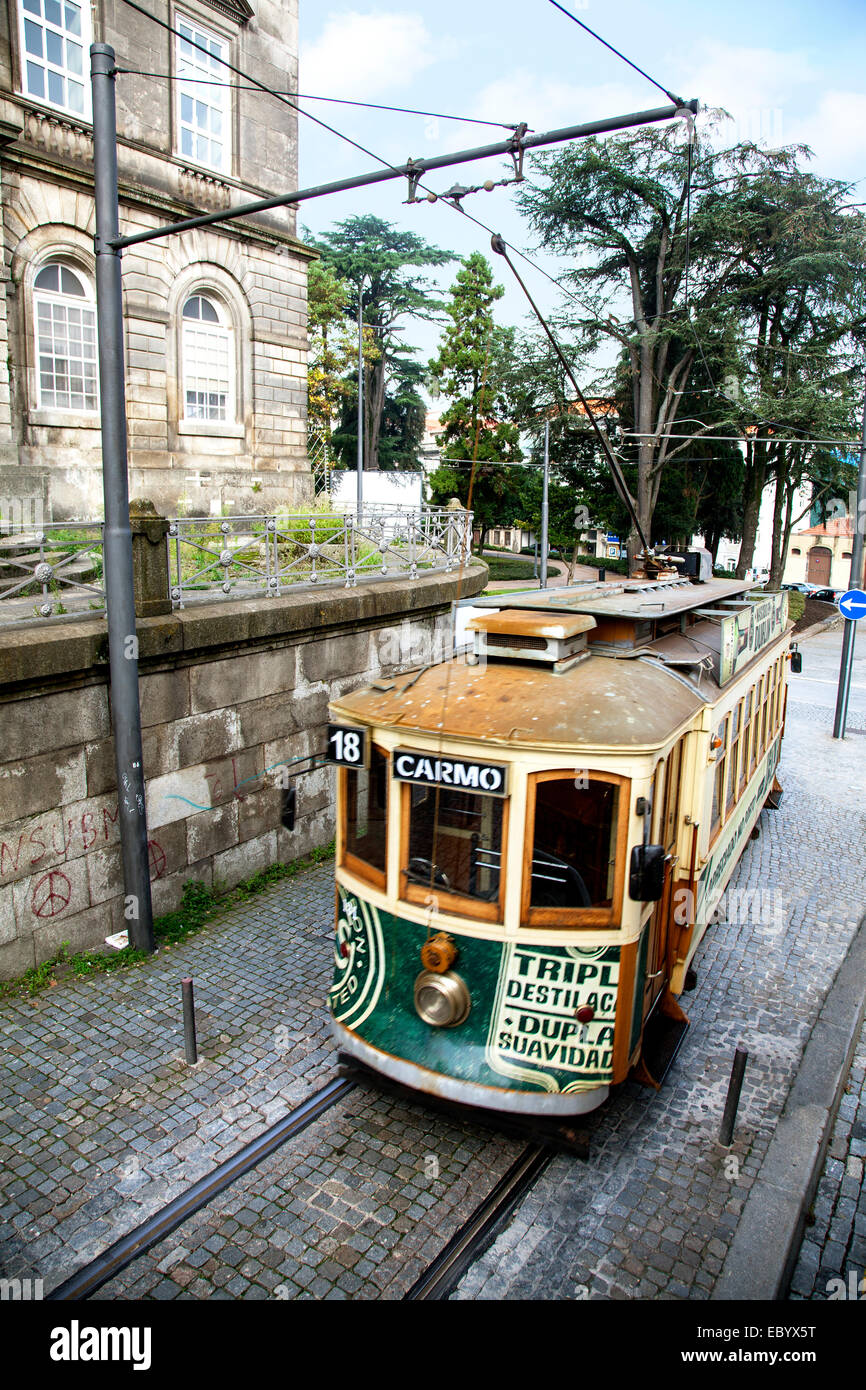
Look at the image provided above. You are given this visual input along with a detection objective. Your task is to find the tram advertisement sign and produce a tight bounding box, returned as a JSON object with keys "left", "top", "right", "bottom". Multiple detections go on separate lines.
{"left": 330, "top": 889, "right": 618, "bottom": 1094}
{"left": 486, "top": 944, "right": 619, "bottom": 1088}
{"left": 393, "top": 749, "right": 509, "bottom": 796}
{"left": 718, "top": 592, "right": 788, "bottom": 686}
{"left": 695, "top": 735, "right": 781, "bottom": 924}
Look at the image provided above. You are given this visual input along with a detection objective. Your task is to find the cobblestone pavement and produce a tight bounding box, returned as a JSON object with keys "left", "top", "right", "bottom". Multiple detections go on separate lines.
{"left": 452, "top": 628, "right": 866, "bottom": 1301}
{"left": 786, "top": 628, "right": 866, "bottom": 1302}
{"left": 94, "top": 1090, "right": 523, "bottom": 1301}
{"left": 0, "top": 864, "right": 338, "bottom": 1290}
{"left": 1, "top": 628, "right": 863, "bottom": 1302}
{"left": 788, "top": 1013, "right": 866, "bottom": 1301}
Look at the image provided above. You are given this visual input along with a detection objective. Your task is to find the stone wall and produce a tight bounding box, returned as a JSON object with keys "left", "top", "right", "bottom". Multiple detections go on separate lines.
{"left": 0, "top": 562, "right": 487, "bottom": 978}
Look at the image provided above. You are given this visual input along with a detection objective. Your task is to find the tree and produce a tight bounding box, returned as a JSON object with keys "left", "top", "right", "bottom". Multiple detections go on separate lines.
{"left": 306, "top": 261, "right": 375, "bottom": 452}
{"left": 514, "top": 123, "right": 866, "bottom": 564}
{"left": 697, "top": 168, "right": 866, "bottom": 583}
{"left": 306, "top": 215, "right": 453, "bottom": 470}
{"left": 332, "top": 352, "right": 427, "bottom": 471}
{"left": 426, "top": 254, "right": 523, "bottom": 549}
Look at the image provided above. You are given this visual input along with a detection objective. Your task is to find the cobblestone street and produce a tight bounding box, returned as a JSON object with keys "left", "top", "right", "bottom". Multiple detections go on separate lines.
{"left": 0, "top": 624, "right": 863, "bottom": 1301}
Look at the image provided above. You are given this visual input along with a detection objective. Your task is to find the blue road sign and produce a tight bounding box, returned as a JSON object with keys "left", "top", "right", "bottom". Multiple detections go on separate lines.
{"left": 838, "top": 588, "right": 866, "bottom": 621}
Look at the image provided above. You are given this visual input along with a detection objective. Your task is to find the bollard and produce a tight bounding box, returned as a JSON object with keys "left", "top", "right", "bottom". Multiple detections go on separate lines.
{"left": 181, "top": 977, "right": 198, "bottom": 1065}
{"left": 719, "top": 1044, "right": 748, "bottom": 1146}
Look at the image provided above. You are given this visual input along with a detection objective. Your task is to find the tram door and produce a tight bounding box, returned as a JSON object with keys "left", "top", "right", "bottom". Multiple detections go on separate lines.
{"left": 642, "top": 737, "right": 684, "bottom": 1020}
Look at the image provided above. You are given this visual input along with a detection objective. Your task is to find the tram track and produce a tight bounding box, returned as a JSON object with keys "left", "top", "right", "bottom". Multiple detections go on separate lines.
{"left": 46, "top": 1071, "right": 560, "bottom": 1303}
{"left": 404, "top": 1143, "right": 552, "bottom": 1300}
{"left": 46, "top": 1075, "right": 355, "bottom": 1301}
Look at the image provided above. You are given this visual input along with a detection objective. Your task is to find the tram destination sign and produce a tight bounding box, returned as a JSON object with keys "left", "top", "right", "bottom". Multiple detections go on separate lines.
{"left": 716, "top": 591, "right": 788, "bottom": 686}
{"left": 393, "top": 749, "right": 509, "bottom": 796}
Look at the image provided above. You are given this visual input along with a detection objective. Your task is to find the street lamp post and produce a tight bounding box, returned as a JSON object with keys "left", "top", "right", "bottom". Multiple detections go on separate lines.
{"left": 356, "top": 282, "right": 364, "bottom": 522}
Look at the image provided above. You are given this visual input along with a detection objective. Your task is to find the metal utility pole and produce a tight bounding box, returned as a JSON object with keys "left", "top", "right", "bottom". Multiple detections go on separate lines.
{"left": 833, "top": 379, "right": 866, "bottom": 739}
{"left": 540, "top": 419, "right": 550, "bottom": 589}
{"left": 91, "top": 45, "right": 154, "bottom": 952}
{"left": 356, "top": 284, "right": 364, "bottom": 521}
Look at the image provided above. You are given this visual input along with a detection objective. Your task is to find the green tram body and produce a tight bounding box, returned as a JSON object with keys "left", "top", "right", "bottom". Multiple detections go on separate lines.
{"left": 327, "top": 577, "right": 793, "bottom": 1116}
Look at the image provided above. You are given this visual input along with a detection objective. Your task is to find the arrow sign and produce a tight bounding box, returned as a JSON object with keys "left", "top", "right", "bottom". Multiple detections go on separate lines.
{"left": 838, "top": 588, "right": 866, "bottom": 621}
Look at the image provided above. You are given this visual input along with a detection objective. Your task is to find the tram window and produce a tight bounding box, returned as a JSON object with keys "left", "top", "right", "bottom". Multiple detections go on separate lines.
{"left": 522, "top": 774, "right": 626, "bottom": 927}
{"left": 342, "top": 745, "right": 388, "bottom": 884}
{"left": 710, "top": 715, "right": 728, "bottom": 841}
{"left": 740, "top": 691, "right": 753, "bottom": 790}
{"left": 402, "top": 785, "right": 505, "bottom": 918}
{"left": 725, "top": 702, "right": 742, "bottom": 812}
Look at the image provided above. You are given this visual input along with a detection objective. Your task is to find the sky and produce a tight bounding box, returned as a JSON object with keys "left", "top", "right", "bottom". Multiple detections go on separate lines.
{"left": 293, "top": 0, "right": 866, "bottom": 378}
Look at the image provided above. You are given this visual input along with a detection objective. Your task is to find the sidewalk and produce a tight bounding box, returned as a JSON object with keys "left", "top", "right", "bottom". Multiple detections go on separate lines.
{"left": 0, "top": 627, "right": 863, "bottom": 1300}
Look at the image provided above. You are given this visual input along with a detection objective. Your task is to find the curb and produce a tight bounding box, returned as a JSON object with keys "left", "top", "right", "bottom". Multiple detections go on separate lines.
{"left": 711, "top": 912, "right": 866, "bottom": 1301}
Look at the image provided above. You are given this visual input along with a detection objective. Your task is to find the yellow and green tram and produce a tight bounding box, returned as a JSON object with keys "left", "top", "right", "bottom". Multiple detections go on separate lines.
{"left": 326, "top": 575, "right": 796, "bottom": 1117}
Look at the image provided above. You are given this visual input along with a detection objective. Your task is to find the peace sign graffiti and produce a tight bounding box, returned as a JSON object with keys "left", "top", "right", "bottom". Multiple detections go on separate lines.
{"left": 32, "top": 870, "right": 71, "bottom": 918}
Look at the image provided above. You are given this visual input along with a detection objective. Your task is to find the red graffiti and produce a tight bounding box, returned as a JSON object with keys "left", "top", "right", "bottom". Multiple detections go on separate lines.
{"left": 148, "top": 840, "right": 166, "bottom": 879}
{"left": 0, "top": 804, "right": 122, "bottom": 885}
{"left": 32, "top": 870, "right": 72, "bottom": 918}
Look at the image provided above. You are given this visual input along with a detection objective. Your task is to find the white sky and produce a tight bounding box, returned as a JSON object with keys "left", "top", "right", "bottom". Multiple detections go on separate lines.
{"left": 295, "top": 0, "right": 866, "bottom": 373}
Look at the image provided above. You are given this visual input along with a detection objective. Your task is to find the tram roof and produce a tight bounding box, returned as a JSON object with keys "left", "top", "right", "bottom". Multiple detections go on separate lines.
{"left": 470, "top": 575, "right": 755, "bottom": 621}
{"left": 331, "top": 651, "right": 707, "bottom": 752}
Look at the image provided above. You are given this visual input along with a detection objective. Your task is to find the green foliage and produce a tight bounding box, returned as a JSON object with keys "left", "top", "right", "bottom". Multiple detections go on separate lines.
{"left": 786, "top": 590, "right": 806, "bottom": 622}
{"left": 573, "top": 554, "right": 630, "bottom": 575}
{"left": 306, "top": 215, "right": 453, "bottom": 470}
{"left": 483, "top": 555, "right": 537, "bottom": 580}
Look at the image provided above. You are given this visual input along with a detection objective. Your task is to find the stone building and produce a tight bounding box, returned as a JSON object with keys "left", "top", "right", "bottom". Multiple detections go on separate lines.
{"left": 0, "top": 0, "right": 313, "bottom": 520}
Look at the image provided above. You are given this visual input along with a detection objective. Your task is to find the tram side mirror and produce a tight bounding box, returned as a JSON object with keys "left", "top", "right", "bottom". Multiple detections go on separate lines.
{"left": 790, "top": 648, "right": 802, "bottom": 674}
{"left": 629, "top": 844, "right": 666, "bottom": 901}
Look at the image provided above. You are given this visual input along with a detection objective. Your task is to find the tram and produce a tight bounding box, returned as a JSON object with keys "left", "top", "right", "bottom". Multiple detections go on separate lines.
{"left": 325, "top": 571, "right": 798, "bottom": 1116}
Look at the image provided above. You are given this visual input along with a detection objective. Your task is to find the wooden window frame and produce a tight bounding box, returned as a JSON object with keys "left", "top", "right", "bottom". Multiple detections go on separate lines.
{"left": 399, "top": 782, "right": 508, "bottom": 924}
{"left": 520, "top": 769, "right": 630, "bottom": 930}
{"left": 709, "top": 714, "right": 729, "bottom": 846}
{"left": 338, "top": 748, "right": 388, "bottom": 892}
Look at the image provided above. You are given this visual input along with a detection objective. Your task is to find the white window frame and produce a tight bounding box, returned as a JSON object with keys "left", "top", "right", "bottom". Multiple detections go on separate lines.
{"left": 174, "top": 13, "right": 232, "bottom": 176}
{"left": 33, "top": 261, "right": 99, "bottom": 414}
{"left": 181, "top": 293, "right": 235, "bottom": 425}
{"left": 16, "top": 0, "right": 91, "bottom": 120}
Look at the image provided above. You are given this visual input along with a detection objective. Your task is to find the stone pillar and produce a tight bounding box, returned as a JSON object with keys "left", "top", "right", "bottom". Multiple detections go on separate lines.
{"left": 129, "top": 498, "right": 171, "bottom": 617}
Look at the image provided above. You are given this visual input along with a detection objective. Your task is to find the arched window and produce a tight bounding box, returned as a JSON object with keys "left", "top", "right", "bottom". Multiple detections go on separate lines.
{"left": 182, "top": 293, "right": 233, "bottom": 421}
{"left": 33, "top": 261, "right": 97, "bottom": 411}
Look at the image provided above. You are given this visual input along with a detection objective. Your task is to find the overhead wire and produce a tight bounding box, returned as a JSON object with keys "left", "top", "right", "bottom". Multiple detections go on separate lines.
{"left": 113, "top": 69, "right": 518, "bottom": 129}
{"left": 546, "top": 0, "right": 685, "bottom": 106}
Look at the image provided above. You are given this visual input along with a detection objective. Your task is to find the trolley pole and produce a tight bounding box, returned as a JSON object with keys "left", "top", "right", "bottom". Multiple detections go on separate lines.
{"left": 356, "top": 282, "right": 364, "bottom": 522}
{"left": 833, "top": 377, "right": 866, "bottom": 739}
{"left": 91, "top": 45, "right": 155, "bottom": 953}
{"left": 540, "top": 419, "right": 550, "bottom": 590}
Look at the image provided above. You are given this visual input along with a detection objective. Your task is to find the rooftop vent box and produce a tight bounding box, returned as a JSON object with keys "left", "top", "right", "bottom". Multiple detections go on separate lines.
{"left": 466, "top": 608, "right": 597, "bottom": 673}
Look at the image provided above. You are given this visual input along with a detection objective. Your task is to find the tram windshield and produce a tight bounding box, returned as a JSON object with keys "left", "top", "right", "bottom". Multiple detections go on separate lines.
{"left": 343, "top": 745, "right": 388, "bottom": 879}
{"left": 525, "top": 775, "right": 621, "bottom": 923}
{"left": 404, "top": 785, "right": 504, "bottom": 910}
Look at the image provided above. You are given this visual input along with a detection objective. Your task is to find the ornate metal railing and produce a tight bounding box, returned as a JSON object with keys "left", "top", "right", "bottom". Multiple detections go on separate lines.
{"left": 0, "top": 523, "right": 105, "bottom": 626}
{"left": 0, "top": 506, "right": 473, "bottom": 625}
{"left": 167, "top": 507, "right": 473, "bottom": 608}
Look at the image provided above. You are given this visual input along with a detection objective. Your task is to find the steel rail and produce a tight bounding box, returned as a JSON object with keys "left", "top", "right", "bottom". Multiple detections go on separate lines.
{"left": 46, "top": 1075, "right": 355, "bottom": 1301}
{"left": 404, "top": 1143, "right": 551, "bottom": 1300}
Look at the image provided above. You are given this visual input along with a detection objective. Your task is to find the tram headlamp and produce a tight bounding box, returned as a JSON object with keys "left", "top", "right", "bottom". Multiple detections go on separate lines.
{"left": 414, "top": 970, "right": 471, "bottom": 1028}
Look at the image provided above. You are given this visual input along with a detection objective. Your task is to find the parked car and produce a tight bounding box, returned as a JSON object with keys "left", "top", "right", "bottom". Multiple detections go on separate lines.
{"left": 809, "top": 586, "right": 843, "bottom": 603}
{"left": 781, "top": 582, "right": 820, "bottom": 594}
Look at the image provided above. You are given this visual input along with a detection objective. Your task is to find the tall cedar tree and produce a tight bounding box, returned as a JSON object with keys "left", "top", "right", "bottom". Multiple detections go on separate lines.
{"left": 306, "top": 215, "right": 453, "bottom": 470}
{"left": 516, "top": 122, "right": 866, "bottom": 565}
{"left": 427, "top": 254, "right": 523, "bottom": 549}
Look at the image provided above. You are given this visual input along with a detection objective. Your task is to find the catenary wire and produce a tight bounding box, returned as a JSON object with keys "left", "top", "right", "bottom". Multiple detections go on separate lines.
{"left": 546, "top": 0, "right": 685, "bottom": 106}
{"left": 114, "top": 69, "right": 518, "bottom": 129}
